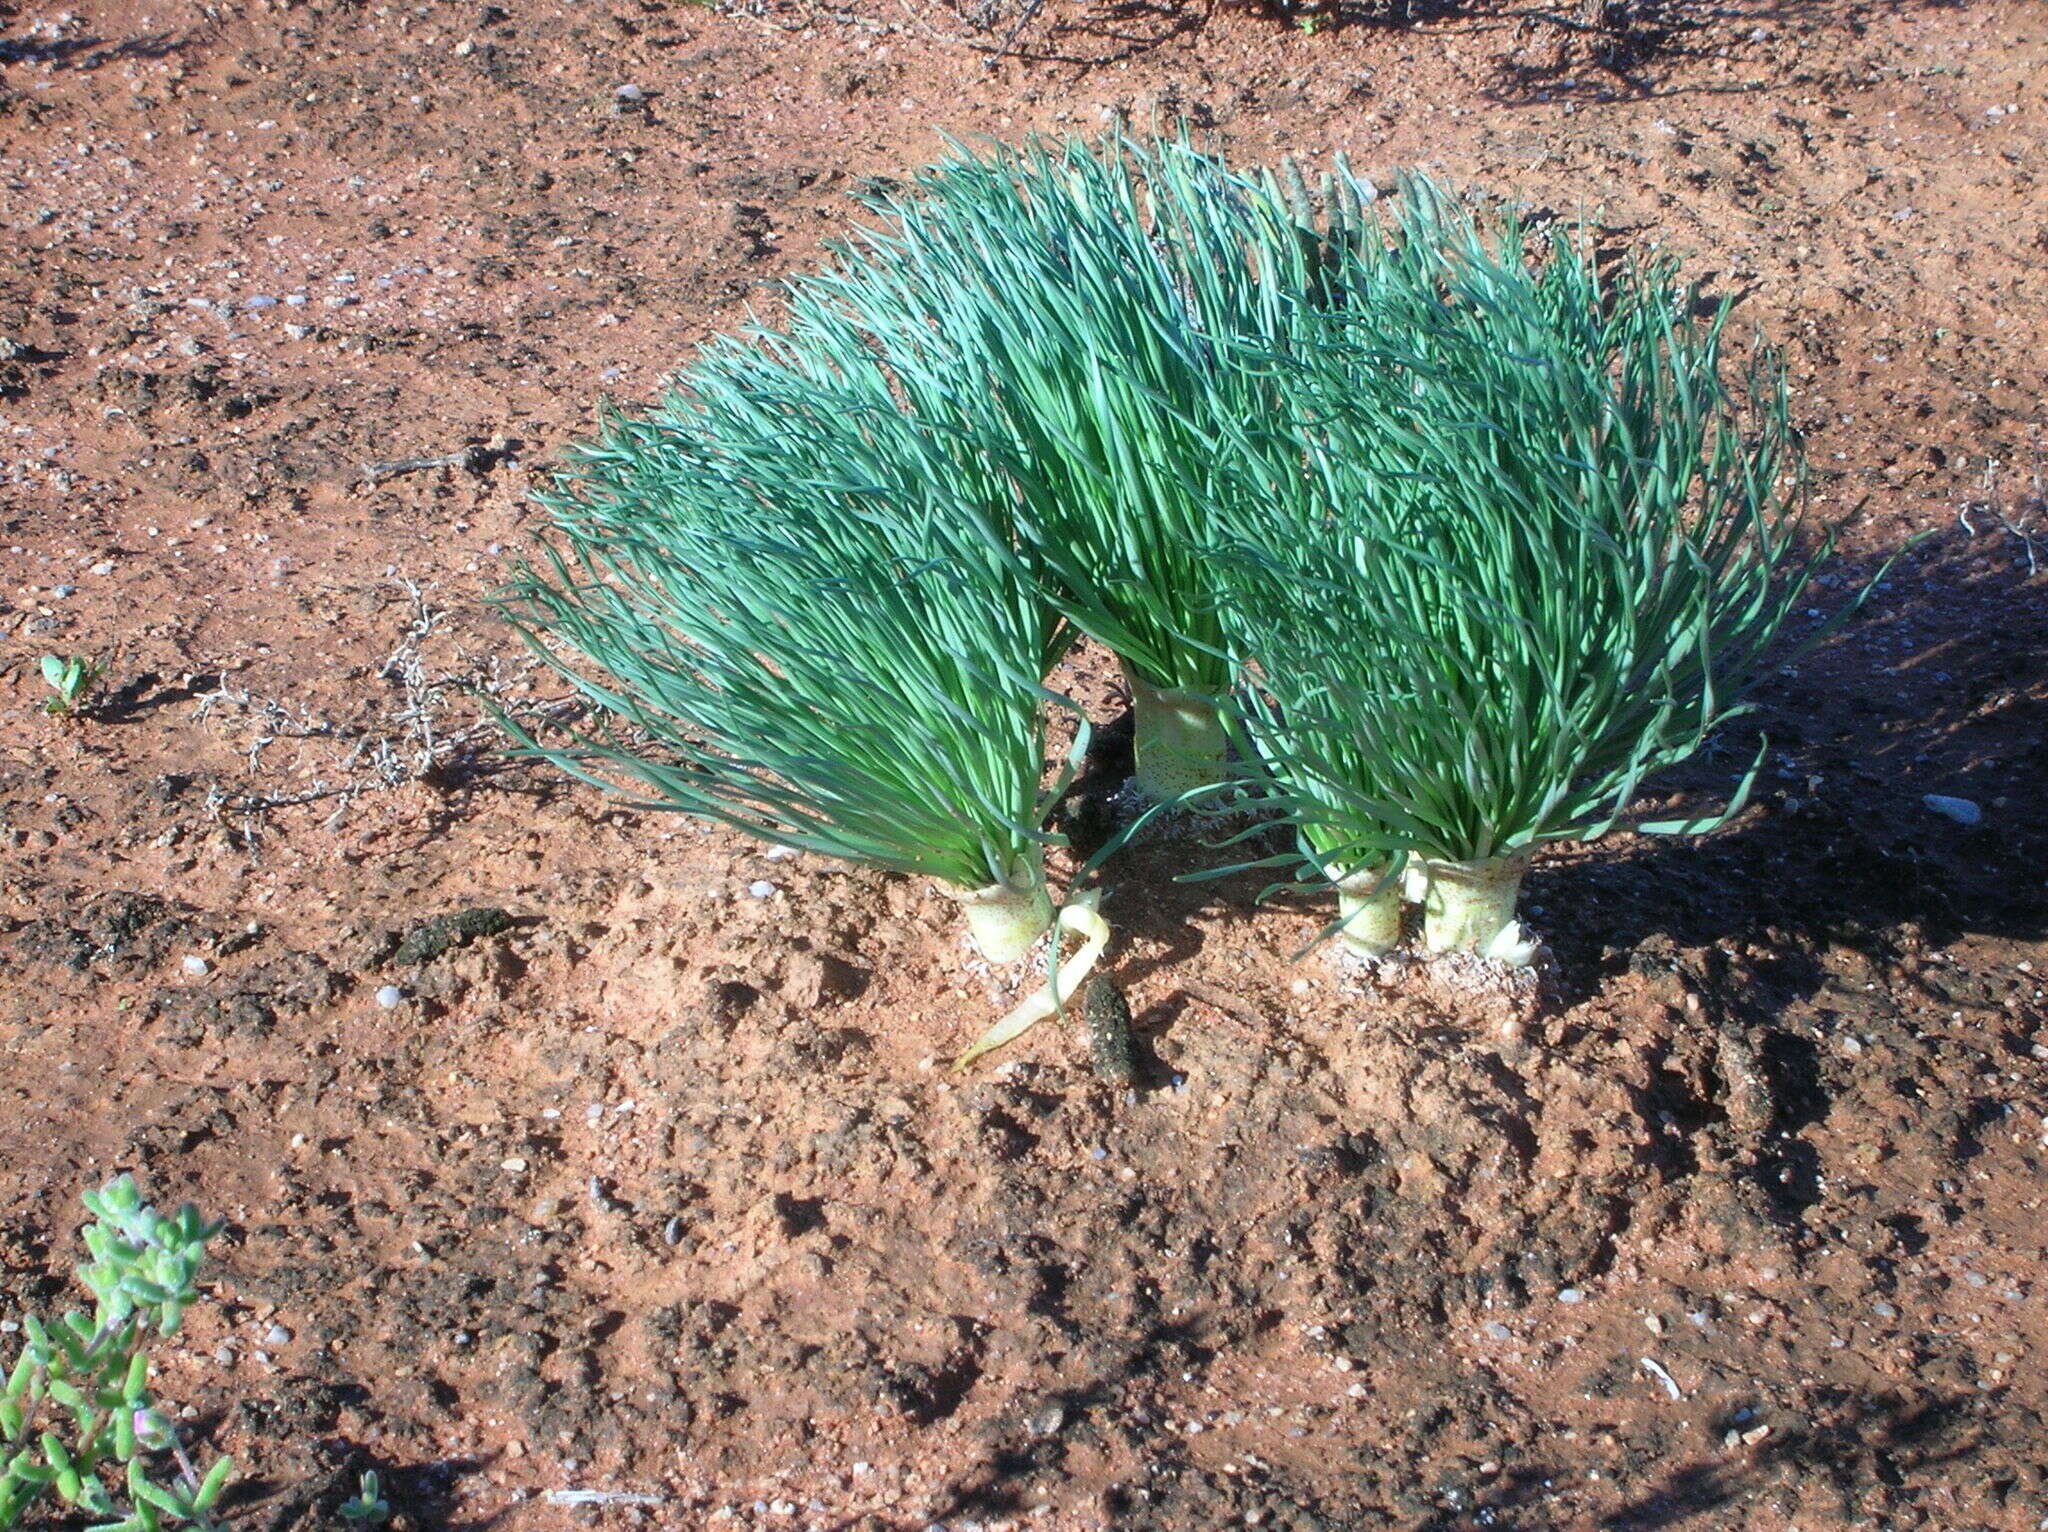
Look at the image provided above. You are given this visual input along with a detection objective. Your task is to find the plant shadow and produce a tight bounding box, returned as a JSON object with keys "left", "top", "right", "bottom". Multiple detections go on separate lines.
{"left": 1532, "top": 526, "right": 2047, "bottom": 1019}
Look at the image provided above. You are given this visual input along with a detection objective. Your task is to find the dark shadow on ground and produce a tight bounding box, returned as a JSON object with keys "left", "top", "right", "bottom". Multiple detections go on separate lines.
{"left": 1527, "top": 528, "right": 2048, "bottom": 1026}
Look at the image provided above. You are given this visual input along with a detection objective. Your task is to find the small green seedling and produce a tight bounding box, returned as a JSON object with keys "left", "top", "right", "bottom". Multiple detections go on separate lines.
{"left": 39, "top": 654, "right": 105, "bottom": 717}
{"left": 339, "top": 1470, "right": 390, "bottom": 1527}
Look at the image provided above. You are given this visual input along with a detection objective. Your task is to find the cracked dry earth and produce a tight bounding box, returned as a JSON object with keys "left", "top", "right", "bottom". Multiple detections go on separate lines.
{"left": 2, "top": 0, "right": 2047, "bottom": 1527}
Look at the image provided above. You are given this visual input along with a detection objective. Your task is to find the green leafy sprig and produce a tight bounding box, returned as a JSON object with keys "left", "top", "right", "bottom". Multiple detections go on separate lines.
{"left": 1, "top": 1176, "right": 232, "bottom": 1532}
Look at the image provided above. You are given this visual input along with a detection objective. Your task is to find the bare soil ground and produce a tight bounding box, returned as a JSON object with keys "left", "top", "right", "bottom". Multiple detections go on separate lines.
{"left": 3, "top": 0, "right": 2047, "bottom": 1527}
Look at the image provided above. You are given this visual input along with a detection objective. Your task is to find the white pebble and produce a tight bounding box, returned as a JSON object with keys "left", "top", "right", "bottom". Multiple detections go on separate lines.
{"left": 264, "top": 1325, "right": 292, "bottom": 1346}
{"left": 181, "top": 955, "right": 210, "bottom": 977}
{"left": 501, "top": 1157, "right": 528, "bottom": 1173}
{"left": 748, "top": 880, "right": 776, "bottom": 899}
{"left": 374, "top": 985, "right": 404, "bottom": 1009}
{"left": 1558, "top": 1287, "right": 1585, "bottom": 1304}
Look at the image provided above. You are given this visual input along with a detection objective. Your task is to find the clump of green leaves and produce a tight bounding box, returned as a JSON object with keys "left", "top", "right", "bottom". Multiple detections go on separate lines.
{"left": 40, "top": 654, "right": 106, "bottom": 718}
{"left": 1, "top": 1176, "right": 232, "bottom": 1531}
{"left": 500, "top": 321, "right": 1078, "bottom": 963}
{"left": 1213, "top": 176, "right": 1841, "bottom": 958}
{"left": 801, "top": 135, "right": 1379, "bottom": 800}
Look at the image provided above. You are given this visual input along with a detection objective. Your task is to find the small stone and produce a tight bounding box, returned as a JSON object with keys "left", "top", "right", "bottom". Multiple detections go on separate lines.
{"left": 264, "top": 1325, "right": 292, "bottom": 1346}
{"left": 1558, "top": 1288, "right": 1585, "bottom": 1304}
{"left": 1483, "top": 1321, "right": 1513, "bottom": 1341}
{"left": 213, "top": 1345, "right": 236, "bottom": 1365}
{"left": 1028, "top": 1403, "right": 1066, "bottom": 1437}
{"left": 615, "top": 83, "right": 646, "bottom": 101}
{"left": 1922, "top": 794, "right": 1982, "bottom": 826}
{"left": 1643, "top": 1314, "right": 1665, "bottom": 1336}
{"left": 501, "top": 1157, "right": 528, "bottom": 1173}
{"left": 1873, "top": 1301, "right": 1898, "bottom": 1319}
{"left": 375, "top": 985, "right": 405, "bottom": 1009}
{"left": 181, "top": 955, "right": 210, "bottom": 977}
{"left": 243, "top": 295, "right": 278, "bottom": 311}
{"left": 51, "top": 584, "right": 74, "bottom": 599}
{"left": 748, "top": 880, "right": 776, "bottom": 899}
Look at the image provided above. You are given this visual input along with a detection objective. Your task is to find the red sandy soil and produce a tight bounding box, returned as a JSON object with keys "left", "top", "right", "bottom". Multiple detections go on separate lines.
{"left": 2, "top": 0, "right": 2046, "bottom": 1527}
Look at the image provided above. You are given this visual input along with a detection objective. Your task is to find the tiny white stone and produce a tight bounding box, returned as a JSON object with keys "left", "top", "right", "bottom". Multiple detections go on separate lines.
{"left": 501, "top": 1157, "right": 528, "bottom": 1173}
{"left": 374, "top": 985, "right": 404, "bottom": 1009}
{"left": 264, "top": 1324, "right": 292, "bottom": 1346}
{"left": 181, "top": 955, "right": 210, "bottom": 977}
{"left": 748, "top": 880, "right": 776, "bottom": 899}
{"left": 1558, "top": 1287, "right": 1585, "bottom": 1304}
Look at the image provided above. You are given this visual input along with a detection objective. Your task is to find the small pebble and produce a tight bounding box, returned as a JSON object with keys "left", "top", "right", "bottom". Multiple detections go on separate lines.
{"left": 748, "top": 880, "right": 776, "bottom": 899}
{"left": 375, "top": 985, "right": 405, "bottom": 1009}
{"left": 1558, "top": 1288, "right": 1585, "bottom": 1304}
{"left": 181, "top": 955, "right": 211, "bottom": 977}
{"left": 615, "top": 83, "right": 646, "bottom": 101}
{"left": 264, "top": 1325, "right": 291, "bottom": 1347}
{"left": 1873, "top": 1301, "right": 1898, "bottom": 1319}
{"left": 1922, "top": 793, "right": 1982, "bottom": 826}
{"left": 1483, "top": 1321, "right": 1512, "bottom": 1341}
{"left": 213, "top": 1345, "right": 236, "bottom": 1365}
{"left": 501, "top": 1157, "right": 528, "bottom": 1173}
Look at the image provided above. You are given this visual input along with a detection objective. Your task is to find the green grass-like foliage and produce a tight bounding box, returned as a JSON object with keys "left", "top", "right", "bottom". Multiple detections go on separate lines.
{"left": 500, "top": 323, "right": 1074, "bottom": 897}
{"left": 1, "top": 1176, "right": 232, "bottom": 1532}
{"left": 801, "top": 136, "right": 1280, "bottom": 693}
{"left": 793, "top": 136, "right": 1380, "bottom": 795}
{"left": 1214, "top": 178, "right": 1831, "bottom": 912}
